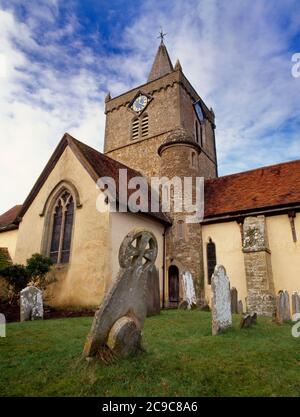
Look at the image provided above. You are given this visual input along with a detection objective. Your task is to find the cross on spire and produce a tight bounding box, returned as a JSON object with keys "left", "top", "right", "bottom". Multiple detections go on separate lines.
{"left": 157, "top": 27, "right": 167, "bottom": 43}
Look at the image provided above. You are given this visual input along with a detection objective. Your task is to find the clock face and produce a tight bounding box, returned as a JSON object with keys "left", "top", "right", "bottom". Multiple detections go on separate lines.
{"left": 132, "top": 95, "right": 148, "bottom": 112}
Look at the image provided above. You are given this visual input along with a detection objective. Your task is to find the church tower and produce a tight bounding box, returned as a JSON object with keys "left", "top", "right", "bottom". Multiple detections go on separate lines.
{"left": 103, "top": 38, "right": 218, "bottom": 180}
{"left": 103, "top": 37, "right": 218, "bottom": 306}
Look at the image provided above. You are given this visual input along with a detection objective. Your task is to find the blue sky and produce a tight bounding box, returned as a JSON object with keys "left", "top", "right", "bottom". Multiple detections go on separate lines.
{"left": 0, "top": 0, "right": 299, "bottom": 213}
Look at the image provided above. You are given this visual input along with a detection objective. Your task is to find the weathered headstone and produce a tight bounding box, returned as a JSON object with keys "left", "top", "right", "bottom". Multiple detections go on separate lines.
{"left": 276, "top": 290, "right": 291, "bottom": 324}
{"left": 292, "top": 292, "right": 300, "bottom": 316}
{"left": 178, "top": 300, "right": 188, "bottom": 310}
{"left": 240, "top": 312, "right": 257, "bottom": 329}
{"left": 182, "top": 271, "right": 197, "bottom": 310}
{"left": 83, "top": 228, "right": 158, "bottom": 361}
{"left": 211, "top": 265, "right": 232, "bottom": 335}
{"left": 0, "top": 313, "right": 5, "bottom": 337}
{"left": 20, "top": 286, "right": 43, "bottom": 322}
{"left": 283, "top": 290, "right": 291, "bottom": 321}
{"left": 230, "top": 287, "right": 238, "bottom": 314}
{"left": 240, "top": 313, "right": 251, "bottom": 329}
{"left": 146, "top": 265, "right": 160, "bottom": 316}
{"left": 237, "top": 300, "right": 243, "bottom": 314}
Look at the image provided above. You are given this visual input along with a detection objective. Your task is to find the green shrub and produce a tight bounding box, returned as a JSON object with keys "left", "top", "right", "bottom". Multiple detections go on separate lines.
{"left": 0, "top": 264, "right": 29, "bottom": 303}
{"left": 26, "top": 253, "right": 53, "bottom": 289}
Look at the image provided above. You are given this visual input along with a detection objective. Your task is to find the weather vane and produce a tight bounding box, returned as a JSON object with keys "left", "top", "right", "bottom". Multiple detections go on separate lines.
{"left": 158, "top": 27, "right": 167, "bottom": 43}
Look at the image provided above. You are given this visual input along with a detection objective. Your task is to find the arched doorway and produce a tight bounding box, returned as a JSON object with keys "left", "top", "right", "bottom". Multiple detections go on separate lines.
{"left": 168, "top": 265, "right": 179, "bottom": 305}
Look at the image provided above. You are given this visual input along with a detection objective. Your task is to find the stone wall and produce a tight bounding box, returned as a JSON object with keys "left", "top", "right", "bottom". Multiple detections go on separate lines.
{"left": 159, "top": 141, "right": 204, "bottom": 304}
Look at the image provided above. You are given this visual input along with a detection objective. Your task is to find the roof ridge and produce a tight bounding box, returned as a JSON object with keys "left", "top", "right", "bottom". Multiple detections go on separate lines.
{"left": 206, "top": 158, "right": 300, "bottom": 182}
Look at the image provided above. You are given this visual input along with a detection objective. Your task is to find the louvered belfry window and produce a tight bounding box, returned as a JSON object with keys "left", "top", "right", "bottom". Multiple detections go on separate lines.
{"left": 131, "top": 114, "right": 149, "bottom": 140}
{"left": 132, "top": 118, "right": 139, "bottom": 140}
{"left": 50, "top": 190, "right": 74, "bottom": 264}
{"left": 207, "top": 239, "right": 216, "bottom": 285}
{"left": 141, "top": 114, "right": 149, "bottom": 137}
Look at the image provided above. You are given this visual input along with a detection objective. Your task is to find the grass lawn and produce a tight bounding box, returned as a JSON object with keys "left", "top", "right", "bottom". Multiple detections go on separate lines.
{"left": 0, "top": 310, "right": 300, "bottom": 397}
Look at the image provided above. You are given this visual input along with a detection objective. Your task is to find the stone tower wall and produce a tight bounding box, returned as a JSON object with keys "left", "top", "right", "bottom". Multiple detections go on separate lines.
{"left": 159, "top": 143, "right": 204, "bottom": 304}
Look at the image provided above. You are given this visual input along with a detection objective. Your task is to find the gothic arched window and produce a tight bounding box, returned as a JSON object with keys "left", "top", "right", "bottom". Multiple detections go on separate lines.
{"left": 49, "top": 190, "right": 74, "bottom": 264}
{"left": 207, "top": 238, "right": 216, "bottom": 285}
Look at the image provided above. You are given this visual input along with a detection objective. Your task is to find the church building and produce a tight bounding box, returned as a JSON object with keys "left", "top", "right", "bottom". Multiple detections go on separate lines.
{"left": 1, "top": 39, "right": 300, "bottom": 316}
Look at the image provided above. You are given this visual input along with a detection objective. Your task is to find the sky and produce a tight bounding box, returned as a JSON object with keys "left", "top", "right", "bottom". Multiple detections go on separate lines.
{"left": 0, "top": 0, "right": 299, "bottom": 214}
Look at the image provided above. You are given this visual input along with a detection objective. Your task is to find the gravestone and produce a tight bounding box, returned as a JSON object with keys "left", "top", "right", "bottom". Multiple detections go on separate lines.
{"left": 250, "top": 312, "right": 257, "bottom": 325}
{"left": 0, "top": 313, "right": 5, "bottom": 337}
{"left": 240, "top": 313, "right": 251, "bottom": 329}
{"left": 276, "top": 290, "right": 291, "bottom": 324}
{"left": 230, "top": 287, "right": 238, "bottom": 314}
{"left": 20, "top": 286, "right": 43, "bottom": 322}
{"left": 283, "top": 290, "right": 291, "bottom": 321}
{"left": 182, "top": 271, "right": 197, "bottom": 310}
{"left": 240, "top": 312, "right": 257, "bottom": 329}
{"left": 178, "top": 300, "right": 188, "bottom": 310}
{"left": 238, "top": 300, "right": 243, "bottom": 314}
{"left": 83, "top": 228, "right": 158, "bottom": 361}
{"left": 211, "top": 265, "right": 232, "bottom": 336}
{"left": 146, "top": 265, "right": 160, "bottom": 316}
{"left": 292, "top": 292, "right": 300, "bottom": 316}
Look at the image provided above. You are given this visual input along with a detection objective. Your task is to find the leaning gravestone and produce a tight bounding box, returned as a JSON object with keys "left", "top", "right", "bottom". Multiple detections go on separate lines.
{"left": 20, "top": 286, "right": 43, "bottom": 322}
{"left": 83, "top": 228, "right": 158, "bottom": 361}
{"left": 182, "top": 271, "right": 197, "bottom": 310}
{"left": 211, "top": 265, "right": 232, "bottom": 336}
{"left": 292, "top": 292, "right": 300, "bottom": 316}
{"left": 146, "top": 265, "right": 160, "bottom": 316}
{"left": 230, "top": 287, "right": 238, "bottom": 314}
{"left": 237, "top": 300, "right": 243, "bottom": 314}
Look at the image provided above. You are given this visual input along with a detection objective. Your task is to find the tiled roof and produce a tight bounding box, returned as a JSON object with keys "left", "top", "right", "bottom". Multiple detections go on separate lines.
{"left": 71, "top": 137, "right": 171, "bottom": 224}
{"left": 0, "top": 205, "right": 22, "bottom": 232}
{"left": 17, "top": 133, "right": 171, "bottom": 225}
{"left": 204, "top": 159, "right": 300, "bottom": 220}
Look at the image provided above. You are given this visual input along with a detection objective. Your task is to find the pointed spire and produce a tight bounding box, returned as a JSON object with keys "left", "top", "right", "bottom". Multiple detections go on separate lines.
{"left": 174, "top": 59, "right": 182, "bottom": 71}
{"left": 105, "top": 91, "right": 111, "bottom": 103}
{"left": 148, "top": 41, "right": 174, "bottom": 82}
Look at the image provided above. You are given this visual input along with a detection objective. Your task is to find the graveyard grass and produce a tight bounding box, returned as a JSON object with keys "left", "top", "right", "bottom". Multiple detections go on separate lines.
{"left": 1, "top": 310, "right": 300, "bottom": 397}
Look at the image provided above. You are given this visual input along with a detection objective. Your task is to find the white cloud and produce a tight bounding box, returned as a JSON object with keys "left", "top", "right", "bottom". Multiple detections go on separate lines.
{"left": 0, "top": 0, "right": 300, "bottom": 214}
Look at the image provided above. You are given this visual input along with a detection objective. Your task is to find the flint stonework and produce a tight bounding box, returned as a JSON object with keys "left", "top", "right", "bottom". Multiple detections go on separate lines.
{"left": 242, "top": 216, "right": 275, "bottom": 316}
{"left": 83, "top": 228, "right": 158, "bottom": 361}
{"left": 211, "top": 265, "right": 232, "bottom": 335}
{"left": 20, "top": 286, "right": 43, "bottom": 322}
